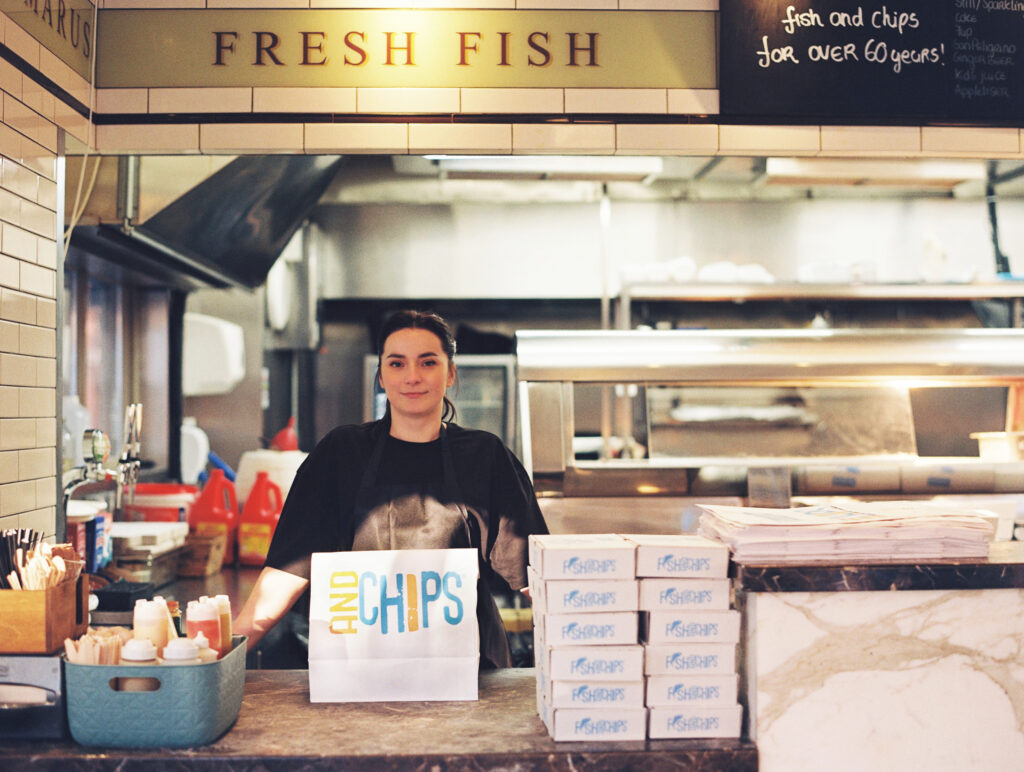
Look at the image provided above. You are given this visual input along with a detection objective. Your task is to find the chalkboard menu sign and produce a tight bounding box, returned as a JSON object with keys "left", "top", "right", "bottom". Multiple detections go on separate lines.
{"left": 720, "top": 0, "right": 1024, "bottom": 122}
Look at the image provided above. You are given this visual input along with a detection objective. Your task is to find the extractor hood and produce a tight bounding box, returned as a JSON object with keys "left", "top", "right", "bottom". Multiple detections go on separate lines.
{"left": 68, "top": 155, "right": 345, "bottom": 290}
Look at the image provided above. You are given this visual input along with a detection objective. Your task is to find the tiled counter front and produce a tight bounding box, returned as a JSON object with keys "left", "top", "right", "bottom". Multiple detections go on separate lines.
{"left": 736, "top": 546, "right": 1024, "bottom": 772}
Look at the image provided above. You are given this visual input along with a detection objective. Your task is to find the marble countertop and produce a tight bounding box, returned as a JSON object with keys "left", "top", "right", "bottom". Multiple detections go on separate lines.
{"left": 2, "top": 668, "right": 757, "bottom": 771}
{"left": 735, "top": 540, "right": 1024, "bottom": 592}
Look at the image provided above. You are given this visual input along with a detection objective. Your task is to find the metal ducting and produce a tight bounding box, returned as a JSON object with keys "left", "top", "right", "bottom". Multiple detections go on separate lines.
{"left": 68, "top": 155, "right": 345, "bottom": 289}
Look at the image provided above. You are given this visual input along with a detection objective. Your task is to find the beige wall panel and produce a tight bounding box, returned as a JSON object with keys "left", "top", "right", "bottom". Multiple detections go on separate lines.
{"left": 616, "top": 123, "right": 718, "bottom": 155}
{"left": 408, "top": 123, "right": 512, "bottom": 154}
{"left": 200, "top": 122, "right": 304, "bottom": 153}
{"left": 564, "top": 89, "right": 666, "bottom": 114}
{"left": 96, "top": 123, "right": 201, "bottom": 153}
{"left": 305, "top": 122, "right": 409, "bottom": 153}
{"left": 921, "top": 127, "right": 1021, "bottom": 157}
{"left": 253, "top": 87, "right": 357, "bottom": 113}
{"left": 512, "top": 123, "right": 615, "bottom": 154}
{"left": 460, "top": 88, "right": 563, "bottom": 114}
{"left": 719, "top": 124, "right": 821, "bottom": 155}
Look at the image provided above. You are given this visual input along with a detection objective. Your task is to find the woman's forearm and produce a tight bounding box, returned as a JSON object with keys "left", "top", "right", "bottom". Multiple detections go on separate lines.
{"left": 233, "top": 566, "right": 310, "bottom": 647}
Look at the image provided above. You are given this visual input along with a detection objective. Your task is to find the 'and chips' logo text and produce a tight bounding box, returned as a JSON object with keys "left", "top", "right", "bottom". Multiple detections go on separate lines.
{"left": 328, "top": 569, "right": 465, "bottom": 635}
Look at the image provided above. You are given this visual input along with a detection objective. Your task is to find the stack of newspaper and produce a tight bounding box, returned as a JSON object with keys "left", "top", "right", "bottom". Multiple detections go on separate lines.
{"left": 698, "top": 501, "right": 995, "bottom": 563}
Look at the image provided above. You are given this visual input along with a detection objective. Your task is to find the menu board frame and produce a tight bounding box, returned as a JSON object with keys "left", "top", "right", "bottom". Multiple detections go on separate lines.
{"left": 719, "top": 0, "right": 1024, "bottom": 124}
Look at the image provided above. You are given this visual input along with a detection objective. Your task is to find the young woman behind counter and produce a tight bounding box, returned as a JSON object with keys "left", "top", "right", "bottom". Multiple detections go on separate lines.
{"left": 234, "top": 310, "right": 547, "bottom": 669}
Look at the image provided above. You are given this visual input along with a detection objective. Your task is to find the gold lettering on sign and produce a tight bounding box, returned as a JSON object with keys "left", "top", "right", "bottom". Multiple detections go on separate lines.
{"left": 300, "top": 31, "right": 327, "bottom": 66}
{"left": 344, "top": 31, "right": 367, "bottom": 66}
{"left": 384, "top": 31, "right": 415, "bottom": 66}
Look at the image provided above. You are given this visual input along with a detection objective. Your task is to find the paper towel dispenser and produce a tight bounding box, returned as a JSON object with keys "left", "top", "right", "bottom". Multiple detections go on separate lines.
{"left": 182, "top": 313, "right": 245, "bottom": 396}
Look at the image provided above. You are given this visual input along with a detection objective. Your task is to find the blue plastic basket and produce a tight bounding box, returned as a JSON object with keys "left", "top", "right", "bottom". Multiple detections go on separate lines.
{"left": 65, "top": 635, "right": 247, "bottom": 748}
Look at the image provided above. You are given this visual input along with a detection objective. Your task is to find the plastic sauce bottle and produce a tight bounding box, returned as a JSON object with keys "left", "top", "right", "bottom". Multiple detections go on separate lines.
{"left": 117, "top": 638, "right": 159, "bottom": 691}
{"left": 187, "top": 468, "right": 239, "bottom": 562}
{"left": 192, "top": 632, "right": 219, "bottom": 664}
{"left": 152, "top": 595, "right": 179, "bottom": 641}
{"left": 213, "top": 594, "right": 233, "bottom": 654}
{"left": 237, "top": 472, "right": 284, "bottom": 567}
{"left": 133, "top": 599, "right": 169, "bottom": 657}
{"left": 162, "top": 637, "right": 201, "bottom": 665}
{"left": 185, "top": 600, "right": 223, "bottom": 659}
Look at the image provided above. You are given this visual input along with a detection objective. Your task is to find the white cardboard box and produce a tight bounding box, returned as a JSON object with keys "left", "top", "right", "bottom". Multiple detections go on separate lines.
{"left": 528, "top": 567, "right": 638, "bottom": 614}
{"left": 645, "top": 674, "right": 739, "bottom": 707}
{"left": 535, "top": 611, "right": 639, "bottom": 648}
{"left": 528, "top": 533, "right": 636, "bottom": 580}
{"left": 537, "top": 670, "right": 645, "bottom": 708}
{"left": 540, "top": 699, "right": 648, "bottom": 742}
{"left": 644, "top": 643, "right": 736, "bottom": 676}
{"left": 639, "top": 578, "right": 731, "bottom": 611}
{"left": 648, "top": 705, "right": 743, "bottom": 739}
{"left": 641, "top": 610, "right": 741, "bottom": 644}
{"left": 536, "top": 644, "right": 645, "bottom": 681}
{"left": 623, "top": 534, "right": 729, "bottom": 578}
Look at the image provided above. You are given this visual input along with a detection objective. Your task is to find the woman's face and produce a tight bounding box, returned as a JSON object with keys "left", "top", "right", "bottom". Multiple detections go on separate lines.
{"left": 379, "top": 327, "right": 455, "bottom": 422}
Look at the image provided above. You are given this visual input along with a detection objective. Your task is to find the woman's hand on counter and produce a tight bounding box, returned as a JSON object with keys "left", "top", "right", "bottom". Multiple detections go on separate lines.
{"left": 232, "top": 567, "right": 309, "bottom": 648}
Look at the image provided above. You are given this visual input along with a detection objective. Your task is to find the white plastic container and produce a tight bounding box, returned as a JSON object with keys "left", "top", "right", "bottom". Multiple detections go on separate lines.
{"left": 235, "top": 449, "right": 306, "bottom": 506}
{"left": 180, "top": 417, "right": 211, "bottom": 485}
{"left": 162, "top": 637, "right": 201, "bottom": 666}
{"left": 117, "top": 638, "right": 159, "bottom": 692}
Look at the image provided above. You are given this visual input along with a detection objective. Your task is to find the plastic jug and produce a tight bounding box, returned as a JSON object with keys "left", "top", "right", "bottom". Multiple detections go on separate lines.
{"left": 187, "top": 468, "right": 239, "bottom": 562}
{"left": 270, "top": 416, "right": 298, "bottom": 451}
{"left": 237, "top": 472, "right": 284, "bottom": 566}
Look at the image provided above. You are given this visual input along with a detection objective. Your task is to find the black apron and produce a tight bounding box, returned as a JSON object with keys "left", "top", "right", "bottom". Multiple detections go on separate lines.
{"left": 349, "top": 424, "right": 511, "bottom": 669}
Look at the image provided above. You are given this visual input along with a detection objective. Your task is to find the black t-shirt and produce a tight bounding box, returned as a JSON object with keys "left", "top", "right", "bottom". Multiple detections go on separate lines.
{"left": 375, "top": 435, "right": 443, "bottom": 485}
{"left": 265, "top": 420, "right": 548, "bottom": 592}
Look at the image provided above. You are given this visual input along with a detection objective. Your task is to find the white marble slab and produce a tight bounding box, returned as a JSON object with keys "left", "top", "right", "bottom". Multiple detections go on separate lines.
{"left": 744, "top": 588, "right": 1024, "bottom": 772}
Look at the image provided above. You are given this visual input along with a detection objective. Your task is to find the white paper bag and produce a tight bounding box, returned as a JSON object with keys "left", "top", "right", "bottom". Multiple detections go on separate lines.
{"left": 308, "top": 548, "right": 480, "bottom": 702}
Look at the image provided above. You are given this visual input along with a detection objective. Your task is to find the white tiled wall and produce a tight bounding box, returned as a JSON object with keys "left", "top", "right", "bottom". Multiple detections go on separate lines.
{"left": 0, "top": 12, "right": 89, "bottom": 540}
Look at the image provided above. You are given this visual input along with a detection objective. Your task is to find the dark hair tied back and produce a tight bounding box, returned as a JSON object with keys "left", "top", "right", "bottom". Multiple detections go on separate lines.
{"left": 376, "top": 310, "right": 458, "bottom": 423}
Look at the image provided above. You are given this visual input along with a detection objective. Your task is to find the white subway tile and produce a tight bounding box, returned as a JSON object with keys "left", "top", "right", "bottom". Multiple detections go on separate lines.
{"left": 0, "top": 61, "right": 21, "bottom": 100}
{"left": 19, "top": 201, "right": 56, "bottom": 241}
{"left": 819, "top": 126, "right": 922, "bottom": 155}
{"left": 34, "top": 237, "right": 55, "bottom": 270}
{"left": 253, "top": 88, "right": 357, "bottom": 113}
{"left": 409, "top": 123, "right": 511, "bottom": 154}
{"left": 515, "top": 0, "right": 616, "bottom": 7}
{"left": 3, "top": 22, "right": 40, "bottom": 71}
{"left": 207, "top": 0, "right": 308, "bottom": 6}
{"left": 413, "top": 0, "right": 513, "bottom": 7}
{"left": 100, "top": 1, "right": 204, "bottom": 7}
{"left": 0, "top": 124, "right": 21, "bottom": 162}
{"left": 0, "top": 479, "right": 35, "bottom": 515}
{"left": 35, "top": 299, "right": 55, "bottom": 329}
{"left": 1, "top": 289, "right": 34, "bottom": 323}
{"left": 0, "top": 254, "right": 16, "bottom": 289}
{"left": 619, "top": 0, "right": 717, "bottom": 7}
{"left": 0, "top": 192, "right": 17, "bottom": 228}
{"left": 18, "top": 389, "right": 53, "bottom": 421}
{"left": 95, "top": 89, "right": 149, "bottom": 114}
{"left": 0, "top": 450, "right": 14, "bottom": 482}
{"left": 565, "top": 89, "right": 666, "bottom": 114}
{"left": 19, "top": 506, "right": 55, "bottom": 536}
{"left": 2, "top": 223, "right": 37, "bottom": 263}
{"left": 21, "top": 143, "right": 56, "bottom": 182}
{"left": 719, "top": 124, "right": 820, "bottom": 155}
{"left": 3, "top": 96, "right": 57, "bottom": 152}
{"left": 616, "top": 123, "right": 718, "bottom": 154}
{"left": 19, "top": 263, "right": 55, "bottom": 298}
{"left": 96, "top": 124, "right": 201, "bottom": 154}
{"left": 921, "top": 127, "right": 1020, "bottom": 156}
{"left": 357, "top": 88, "right": 460, "bottom": 114}
{"left": 312, "top": 0, "right": 413, "bottom": 7}
{"left": 37, "top": 50, "right": 88, "bottom": 108}
{"left": 668, "top": 89, "right": 719, "bottom": 114}
{"left": 200, "top": 123, "right": 305, "bottom": 153}
{"left": 460, "top": 88, "right": 563, "bottom": 114}
{"left": 305, "top": 122, "right": 409, "bottom": 154}
{"left": 37, "top": 179, "right": 57, "bottom": 210}
{"left": 34, "top": 482, "right": 55, "bottom": 509}
{"left": 1, "top": 158, "right": 39, "bottom": 202}
{"left": 35, "top": 417, "right": 55, "bottom": 447}
{"left": 0, "top": 320, "right": 15, "bottom": 353}
{"left": 19, "top": 325, "right": 54, "bottom": 357}
{"left": 35, "top": 358, "right": 55, "bottom": 389}
{"left": 513, "top": 123, "right": 616, "bottom": 154}
{"left": 54, "top": 101, "right": 92, "bottom": 148}
{"left": 21, "top": 78, "right": 55, "bottom": 122}
{"left": 150, "top": 88, "right": 253, "bottom": 114}
{"left": 0, "top": 353, "right": 35, "bottom": 386}
{"left": 0, "top": 387, "right": 14, "bottom": 418}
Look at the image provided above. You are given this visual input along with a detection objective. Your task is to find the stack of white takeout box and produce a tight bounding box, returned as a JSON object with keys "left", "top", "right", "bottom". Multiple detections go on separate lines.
{"left": 528, "top": 533, "right": 645, "bottom": 741}
{"left": 528, "top": 532, "right": 742, "bottom": 741}
{"left": 629, "top": 533, "right": 743, "bottom": 740}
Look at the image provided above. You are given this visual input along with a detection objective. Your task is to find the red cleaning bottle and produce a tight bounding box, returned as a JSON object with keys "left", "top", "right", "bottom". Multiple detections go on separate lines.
{"left": 237, "top": 472, "right": 284, "bottom": 566}
{"left": 270, "top": 416, "right": 299, "bottom": 451}
{"left": 187, "top": 468, "right": 239, "bottom": 562}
